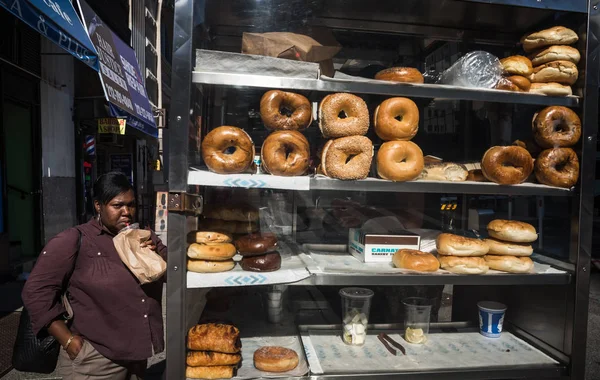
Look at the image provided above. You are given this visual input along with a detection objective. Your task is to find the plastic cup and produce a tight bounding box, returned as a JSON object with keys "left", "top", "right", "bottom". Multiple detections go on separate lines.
{"left": 477, "top": 301, "right": 507, "bottom": 338}
{"left": 339, "top": 287, "right": 374, "bottom": 346}
{"left": 403, "top": 297, "right": 432, "bottom": 344}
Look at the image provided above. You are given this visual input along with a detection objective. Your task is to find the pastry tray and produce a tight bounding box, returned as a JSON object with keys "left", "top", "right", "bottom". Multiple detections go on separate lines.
{"left": 298, "top": 325, "right": 559, "bottom": 375}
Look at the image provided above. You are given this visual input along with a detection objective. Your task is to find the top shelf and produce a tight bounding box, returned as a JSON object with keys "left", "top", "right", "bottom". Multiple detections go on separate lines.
{"left": 458, "top": 0, "right": 587, "bottom": 12}
{"left": 192, "top": 71, "right": 580, "bottom": 108}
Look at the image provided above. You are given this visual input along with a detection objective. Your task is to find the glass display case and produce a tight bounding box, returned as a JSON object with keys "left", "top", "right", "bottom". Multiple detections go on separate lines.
{"left": 166, "top": 0, "right": 597, "bottom": 378}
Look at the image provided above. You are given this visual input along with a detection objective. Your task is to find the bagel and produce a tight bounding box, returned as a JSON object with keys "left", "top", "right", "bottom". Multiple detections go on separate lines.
{"left": 319, "top": 93, "right": 369, "bottom": 138}
{"left": 375, "top": 67, "right": 424, "bottom": 83}
{"left": 487, "top": 219, "right": 537, "bottom": 243}
{"left": 374, "top": 97, "right": 419, "bottom": 141}
{"left": 506, "top": 75, "right": 531, "bottom": 92}
{"left": 513, "top": 139, "right": 542, "bottom": 158}
{"left": 481, "top": 146, "right": 534, "bottom": 185}
{"left": 484, "top": 255, "right": 534, "bottom": 273}
{"left": 534, "top": 147, "right": 579, "bottom": 188}
{"left": 529, "top": 61, "right": 578, "bottom": 86}
{"left": 187, "top": 259, "right": 236, "bottom": 273}
{"left": 521, "top": 26, "right": 578, "bottom": 52}
{"left": 261, "top": 131, "right": 310, "bottom": 176}
{"left": 436, "top": 233, "right": 489, "bottom": 256}
{"left": 466, "top": 169, "right": 487, "bottom": 182}
{"left": 500, "top": 56, "right": 533, "bottom": 76}
{"left": 484, "top": 238, "right": 533, "bottom": 256}
{"left": 529, "top": 45, "right": 581, "bottom": 66}
{"left": 438, "top": 256, "right": 489, "bottom": 274}
{"left": 260, "top": 90, "right": 312, "bottom": 130}
{"left": 376, "top": 141, "right": 424, "bottom": 182}
{"left": 532, "top": 106, "right": 581, "bottom": 148}
{"left": 187, "top": 231, "right": 232, "bottom": 244}
{"left": 392, "top": 249, "right": 439, "bottom": 272}
{"left": 529, "top": 82, "right": 572, "bottom": 96}
{"left": 187, "top": 243, "right": 237, "bottom": 261}
{"left": 254, "top": 346, "right": 299, "bottom": 373}
{"left": 321, "top": 136, "right": 373, "bottom": 180}
{"left": 201, "top": 126, "right": 255, "bottom": 174}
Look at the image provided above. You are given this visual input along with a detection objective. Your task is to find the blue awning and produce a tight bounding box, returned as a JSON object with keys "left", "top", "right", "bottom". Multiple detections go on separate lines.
{"left": 0, "top": 0, "right": 99, "bottom": 71}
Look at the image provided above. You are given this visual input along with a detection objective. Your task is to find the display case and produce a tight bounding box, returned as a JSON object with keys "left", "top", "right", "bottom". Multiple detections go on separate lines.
{"left": 166, "top": 0, "right": 598, "bottom": 378}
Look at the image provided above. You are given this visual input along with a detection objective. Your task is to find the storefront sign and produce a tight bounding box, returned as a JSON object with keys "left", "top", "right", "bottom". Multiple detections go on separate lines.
{"left": 77, "top": 0, "right": 157, "bottom": 138}
{"left": 0, "top": 0, "right": 98, "bottom": 70}
{"left": 110, "top": 154, "right": 134, "bottom": 185}
{"left": 98, "top": 118, "right": 126, "bottom": 134}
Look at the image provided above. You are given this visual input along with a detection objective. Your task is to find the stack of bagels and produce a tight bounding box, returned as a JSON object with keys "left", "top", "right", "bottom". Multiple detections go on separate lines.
{"left": 483, "top": 220, "right": 536, "bottom": 274}
{"left": 186, "top": 323, "right": 241, "bottom": 379}
{"left": 374, "top": 97, "right": 425, "bottom": 182}
{"left": 318, "top": 93, "right": 374, "bottom": 180}
{"left": 436, "top": 233, "right": 490, "bottom": 274}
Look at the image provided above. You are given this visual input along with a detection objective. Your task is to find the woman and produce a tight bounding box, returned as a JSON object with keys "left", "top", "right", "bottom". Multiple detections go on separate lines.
{"left": 22, "top": 172, "right": 167, "bottom": 379}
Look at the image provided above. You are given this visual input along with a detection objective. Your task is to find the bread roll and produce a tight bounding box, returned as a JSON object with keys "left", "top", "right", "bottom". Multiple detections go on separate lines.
{"left": 436, "top": 233, "right": 489, "bottom": 256}
{"left": 254, "top": 346, "right": 299, "bottom": 373}
{"left": 203, "top": 205, "right": 259, "bottom": 222}
{"left": 521, "top": 26, "right": 578, "bottom": 52}
{"left": 506, "top": 76, "right": 531, "bottom": 92}
{"left": 484, "top": 238, "right": 533, "bottom": 257}
{"left": 529, "top": 82, "right": 572, "bottom": 96}
{"left": 487, "top": 219, "right": 537, "bottom": 243}
{"left": 529, "top": 61, "right": 578, "bottom": 85}
{"left": 529, "top": 45, "right": 581, "bottom": 66}
{"left": 484, "top": 255, "right": 534, "bottom": 273}
{"left": 187, "top": 259, "right": 235, "bottom": 273}
{"left": 417, "top": 162, "right": 468, "bottom": 181}
{"left": 187, "top": 351, "right": 241, "bottom": 367}
{"left": 392, "top": 249, "right": 440, "bottom": 272}
{"left": 187, "top": 231, "right": 232, "bottom": 244}
{"left": 438, "top": 256, "right": 489, "bottom": 274}
{"left": 187, "top": 243, "right": 237, "bottom": 260}
{"left": 187, "top": 323, "right": 241, "bottom": 353}
{"left": 466, "top": 169, "right": 487, "bottom": 182}
{"left": 185, "top": 365, "right": 234, "bottom": 379}
{"left": 500, "top": 56, "right": 533, "bottom": 76}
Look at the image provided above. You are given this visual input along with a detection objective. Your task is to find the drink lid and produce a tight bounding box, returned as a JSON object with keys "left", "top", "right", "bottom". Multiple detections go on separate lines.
{"left": 339, "top": 287, "right": 374, "bottom": 299}
{"left": 477, "top": 301, "right": 507, "bottom": 311}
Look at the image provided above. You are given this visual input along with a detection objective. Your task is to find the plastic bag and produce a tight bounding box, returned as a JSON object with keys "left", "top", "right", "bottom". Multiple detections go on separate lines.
{"left": 113, "top": 223, "right": 167, "bottom": 284}
{"left": 437, "top": 51, "right": 503, "bottom": 88}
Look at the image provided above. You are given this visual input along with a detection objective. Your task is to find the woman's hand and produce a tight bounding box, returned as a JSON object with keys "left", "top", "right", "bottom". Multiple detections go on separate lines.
{"left": 141, "top": 240, "right": 157, "bottom": 251}
{"left": 66, "top": 335, "right": 84, "bottom": 360}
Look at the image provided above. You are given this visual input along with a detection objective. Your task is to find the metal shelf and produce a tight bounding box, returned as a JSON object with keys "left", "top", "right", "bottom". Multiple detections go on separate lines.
{"left": 458, "top": 0, "right": 586, "bottom": 12}
{"left": 187, "top": 169, "right": 573, "bottom": 197}
{"left": 192, "top": 71, "right": 580, "bottom": 107}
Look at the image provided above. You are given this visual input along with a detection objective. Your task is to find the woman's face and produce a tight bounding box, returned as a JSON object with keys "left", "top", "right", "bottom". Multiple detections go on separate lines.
{"left": 95, "top": 189, "right": 136, "bottom": 234}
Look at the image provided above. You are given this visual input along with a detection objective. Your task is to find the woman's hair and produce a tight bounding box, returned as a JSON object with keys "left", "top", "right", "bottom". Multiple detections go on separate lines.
{"left": 93, "top": 172, "right": 135, "bottom": 205}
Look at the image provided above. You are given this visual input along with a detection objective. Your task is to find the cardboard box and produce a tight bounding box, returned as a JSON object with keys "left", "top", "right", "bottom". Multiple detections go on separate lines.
{"left": 348, "top": 228, "right": 421, "bottom": 263}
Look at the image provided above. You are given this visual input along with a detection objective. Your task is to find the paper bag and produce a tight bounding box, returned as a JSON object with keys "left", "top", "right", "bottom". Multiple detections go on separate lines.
{"left": 113, "top": 228, "right": 167, "bottom": 284}
{"left": 242, "top": 32, "right": 341, "bottom": 76}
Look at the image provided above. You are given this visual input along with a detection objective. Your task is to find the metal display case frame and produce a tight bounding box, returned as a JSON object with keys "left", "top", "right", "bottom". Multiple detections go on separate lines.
{"left": 166, "top": 0, "right": 600, "bottom": 378}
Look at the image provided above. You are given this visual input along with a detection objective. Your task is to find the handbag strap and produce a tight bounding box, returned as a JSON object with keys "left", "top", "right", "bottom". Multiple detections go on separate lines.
{"left": 62, "top": 227, "right": 82, "bottom": 320}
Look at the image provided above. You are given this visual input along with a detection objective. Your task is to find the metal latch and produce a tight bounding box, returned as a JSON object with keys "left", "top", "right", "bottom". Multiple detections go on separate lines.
{"left": 168, "top": 192, "right": 203, "bottom": 215}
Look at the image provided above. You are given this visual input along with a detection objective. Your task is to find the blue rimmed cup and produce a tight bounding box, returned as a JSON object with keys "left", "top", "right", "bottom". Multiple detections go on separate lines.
{"left": 477, "top": 301, "right": 507, "bottom": 338}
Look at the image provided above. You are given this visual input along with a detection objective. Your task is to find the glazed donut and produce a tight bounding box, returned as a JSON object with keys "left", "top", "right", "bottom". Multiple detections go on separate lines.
{"left": 261, "top": 131, "right": 310, "bottom": 176}
{"left": 535, "top": 148, "right": 579, "bottom": 188}
{"left": 375, "top": 67, "right": 424, "bottom": 84}
{"left": 377, "top": 141, "right": 424, "bottom": 182}
{"left": 533, "top": 106, "right": 581, "bottom": 148}
{"left": 319, "top": 93, "right": 369, "bottom": 138}
{"left": 202, "top": 126, "right": 255, "bottom": 174}
{"left": 260, "top": 90, "right": 312, "bottom": 131}
{"left": 481, "top": 146, "right": 534, "bottom": 185}
{"left": 321, "top": 136, "right": 373, "bottom": 180}
{"left": 374, "top": 97, "right": 419, "bottom": 141}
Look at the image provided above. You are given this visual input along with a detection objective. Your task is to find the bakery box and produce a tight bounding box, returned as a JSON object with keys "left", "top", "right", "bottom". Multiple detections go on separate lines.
{"left": 348, "top": 228, "right": 421, "bottom": 263}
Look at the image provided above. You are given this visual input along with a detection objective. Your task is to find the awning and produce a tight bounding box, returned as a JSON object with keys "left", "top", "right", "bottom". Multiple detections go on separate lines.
{"left": 0, "top": 0, "right": 98, "bottom": 70}
{"left": 77, "top": 0, "right": 158, "bottom": 138}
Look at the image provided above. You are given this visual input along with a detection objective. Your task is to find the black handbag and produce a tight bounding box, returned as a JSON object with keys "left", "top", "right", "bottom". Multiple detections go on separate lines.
{"left": 11, "top": 229, "right": 82, "bottom": 373}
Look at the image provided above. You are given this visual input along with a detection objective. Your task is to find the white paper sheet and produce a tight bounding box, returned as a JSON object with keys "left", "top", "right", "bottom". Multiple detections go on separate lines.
{"left": 302, "top": 331, "right": 558, "bottom": 374}
{"left": 188, "top": 169, "right": 310, "bottom": 190}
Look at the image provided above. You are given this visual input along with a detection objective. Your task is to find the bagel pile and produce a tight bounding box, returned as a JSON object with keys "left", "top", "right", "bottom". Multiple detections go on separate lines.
{"left": 374, "top": 97, "right": 425, "bottom": 182}
{"left": 435, "top": 233, "right": 490, "bottom": 274}
{"left": 317, "top": 93, "right": 374, "bottom": 180}
{"left": 483, "top": 220, "right": 536, "bottom": 274}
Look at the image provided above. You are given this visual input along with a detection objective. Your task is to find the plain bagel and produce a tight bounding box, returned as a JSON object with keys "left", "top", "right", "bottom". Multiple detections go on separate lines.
{"left": 375, "top": 67, "right": 424, "bottom": 83}
{"left": 187, "top": 231, "right": 232, "bottom": 244}
{"left": 377, "top": 141, "right": 424, "bottom": 182}
{"left": 187, "top": 243, "right": 237, "bottom": 261}
{"left": 187, "top": 259, "right": 235, "bottom": 273}
{"left": 438, "top": 256, "right": 489, "bottom": 274}
{"left": 374, "top": 97, "right": 420, "bottom": 141}
{"left": 436, "top": 233, "right": 489, "bottom": 256}
{"left": 487, "top": 219, "right": 538, "bottom": 243}
{"left": 484, "top": 238, "right": 533, "bottom": 257}
{"left": 392, "top": 249, "right": 440, "bottom": 272}
{"left": 484, "top": 255, "right": 534, "bottom": 273}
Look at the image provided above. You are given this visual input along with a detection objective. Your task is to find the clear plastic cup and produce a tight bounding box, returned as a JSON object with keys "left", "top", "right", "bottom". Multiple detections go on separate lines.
{"left": 477, "top": 301, "right": 507, "bottom": 338}
{"left": 403, "top": 297, "right": 432, "bottom": 344}
{"left": 339, "top": 287, "right": 374, "bottom": 346}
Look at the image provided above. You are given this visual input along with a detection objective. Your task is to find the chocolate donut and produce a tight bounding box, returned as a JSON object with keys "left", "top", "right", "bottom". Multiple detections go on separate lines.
{"left": 535, "top": 148, "right": 579, "bottom": 188}
{"left": 533, "top": 106, "right": 581, "bottom": 148}
{"left": 321, "top": 136, "right": 373, "bottom": 180}
{"left": 481, "top": 146, "right": 534, "bottom": 185}
{"left": 261, "top": 131, "right": 310, "bottom": 176}
{"left": 374, "top": 97, "right": 419, "bottom": 141}
{"left": 240, "top": 252, "right": 282, "bottom": 272}
{"left": 260, "top": 90, "right": 312, "bottom": 131}
{"left": 319, "top": 93, "right": 369, "bottom": 138}
{"left": 235, "top": 233, "right": 278, "bottom": 257}
{"left": 201, "top": 126, "right": 255, "bottom": 174}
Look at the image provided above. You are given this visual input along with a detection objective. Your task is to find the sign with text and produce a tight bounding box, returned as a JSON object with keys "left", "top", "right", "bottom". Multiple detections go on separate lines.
{"left": 77, "top": 0, "right": 157, "bottom": 137}
{"left": 98, "top": 117, "right": 126, "bottom": 134}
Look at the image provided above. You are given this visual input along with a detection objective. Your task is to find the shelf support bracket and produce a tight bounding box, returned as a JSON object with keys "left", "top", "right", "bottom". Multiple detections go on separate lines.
{"left": 168, "top": 192, "right": 203, "bottom": 215}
